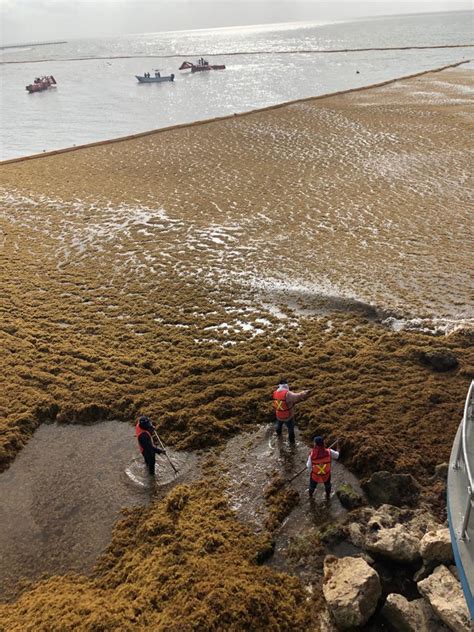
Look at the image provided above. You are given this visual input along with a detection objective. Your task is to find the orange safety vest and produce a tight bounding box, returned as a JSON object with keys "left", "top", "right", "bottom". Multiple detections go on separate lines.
{"left": 272, "top": 389, "right": 293, "bottom": 421}
{"left": 135, "top": 421, "right": 154, "bottom": 454}
{"left": 310, "top": 447, "right": 332, "bottom": 483}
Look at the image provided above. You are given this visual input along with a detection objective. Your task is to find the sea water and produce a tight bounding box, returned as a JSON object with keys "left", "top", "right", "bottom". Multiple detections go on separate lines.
{"left": 0, "top": 11, "right": 472, "bottom": 160}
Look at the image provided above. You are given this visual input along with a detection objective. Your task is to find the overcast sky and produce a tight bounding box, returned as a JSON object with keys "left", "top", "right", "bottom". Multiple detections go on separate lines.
{"left": 1, "top": 0, "right": 472, "bottom": 46}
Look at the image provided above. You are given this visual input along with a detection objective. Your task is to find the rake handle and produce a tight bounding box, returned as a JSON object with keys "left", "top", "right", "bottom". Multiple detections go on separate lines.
{"left": 153, "top": 429, "right": 178, "bottom": 474}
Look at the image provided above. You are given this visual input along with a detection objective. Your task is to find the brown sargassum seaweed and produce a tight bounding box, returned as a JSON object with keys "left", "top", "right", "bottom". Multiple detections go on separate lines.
{"left": 1, "top": 67, "right": 473, "bottom": 628}
{"left": 0, "top": 483, "right": 316, "bottom": 630}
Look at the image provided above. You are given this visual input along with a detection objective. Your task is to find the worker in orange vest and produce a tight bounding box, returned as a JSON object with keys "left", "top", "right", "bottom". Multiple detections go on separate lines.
{"left": 135, "top": 415, "right": 165, "bottom": 476}
{"left": 272, "top": 378, "right": 311, "bottom": 443}
{"left": 307, "top": 436, "right": 340, "bottom": 500}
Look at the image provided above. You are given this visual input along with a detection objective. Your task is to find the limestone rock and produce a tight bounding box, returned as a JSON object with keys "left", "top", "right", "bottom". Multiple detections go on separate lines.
{"left": 406, "top": 508, "right": 441, "bottom": 539}
{"left": 382, "top": 593, "right": 450, "bottom": 632}
{"left": 417, "top": 565, "right": 472, "bottom": 632}
{"left": 366, "top": 503, "right": 400, "bottom": 530}
{"left": 316, "top": 604, "right": 339, "bottom": 632}
{"left": 366, "top": 523, "right": 421, "bottom": 563}
{"left": 363, "top": 471, "right": 421, "bottom": 507}
{"left": 323, "top": 555, "right": 381, "bottom": 629}
{"left": 413, "top": 562, "right": 431, "bottom": 583}
{"left": 336, "top": 483, "right": 364, "bottom": 509}
{"left": 346, "top": 522, "right": 365, "bottom": 548}
{"left": 420, "top": 528, "right": 453, "bottom": 565}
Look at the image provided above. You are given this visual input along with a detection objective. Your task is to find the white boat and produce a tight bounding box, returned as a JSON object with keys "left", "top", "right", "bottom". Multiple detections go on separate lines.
{"left": 136, "top": 70, "right": 174, "bottom": 83}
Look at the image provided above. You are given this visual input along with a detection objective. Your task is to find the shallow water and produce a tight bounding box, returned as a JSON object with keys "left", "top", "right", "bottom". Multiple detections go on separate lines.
{"left": 220, "top": 424, "right": 363, "bottom": 531}
{"left": 0, "top": 421, "right": 154, "bottom": 600}
{"left": 1, "top": 11, "right": 472, "bottom": 159}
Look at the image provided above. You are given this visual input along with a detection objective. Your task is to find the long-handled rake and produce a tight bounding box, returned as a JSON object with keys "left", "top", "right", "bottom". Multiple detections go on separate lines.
{"left": 152, "top": 429, "right": 179, "bottom": 475}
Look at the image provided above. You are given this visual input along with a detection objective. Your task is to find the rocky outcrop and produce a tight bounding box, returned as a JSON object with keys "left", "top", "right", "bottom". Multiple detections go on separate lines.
{"left": 336, "top": 483, "right": 364, "bottom": 509}
{"left": 382, "top": 593, "right": 450, "bottom": 632}
{"left": 420, "top": 528, "right": 453, "bottom": 565}
{"left": 363, "top": 471, "right": 421, "bottom": 506}
{"left": 323, "top": 555, "right": 381, "bottom": 629}
{"left": 417, "top": 565, "right": 472, "bottom": 632}
{"left": 366, "top": 523, "right": 420, "bottom": 563}
{"left": 346, "top": 504, "right": 441, "bottom": 561}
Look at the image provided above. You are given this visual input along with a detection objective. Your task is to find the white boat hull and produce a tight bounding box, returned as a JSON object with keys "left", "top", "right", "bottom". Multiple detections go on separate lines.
{"left": 136, "top": 74, "right": 174, "bottom": 83}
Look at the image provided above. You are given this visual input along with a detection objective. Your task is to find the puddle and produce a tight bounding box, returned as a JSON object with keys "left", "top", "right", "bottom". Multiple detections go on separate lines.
{"left": 125, "top": 450, "right": 196, "bottom": 488}
{"left": 0, "top": 420, "right": 191, "bottom": 601}
{"left": 220, "top": 425, "right": 364, "bottom": 537}
{"left": 1, "top": 419, "right": 362, "bottom": 603}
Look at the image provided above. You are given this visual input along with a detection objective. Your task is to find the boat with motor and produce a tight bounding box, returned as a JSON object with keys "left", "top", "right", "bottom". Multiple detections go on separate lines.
{"left": 136, "top": 70, "right": 175, "bottom": 83}
{"left": 179, "top": 58, "right": 226, "bottom": 73}
{"left": 26, "top": 75, "right": 56, "bottom": 93}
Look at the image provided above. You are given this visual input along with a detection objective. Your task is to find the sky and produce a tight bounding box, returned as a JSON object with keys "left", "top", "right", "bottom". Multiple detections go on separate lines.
{"left": 0, "top": 0, "right": 472, "bottom": 46}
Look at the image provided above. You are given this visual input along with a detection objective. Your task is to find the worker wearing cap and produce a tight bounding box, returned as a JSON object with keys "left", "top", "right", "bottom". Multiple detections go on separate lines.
{"left": 307, "top": 436, "right": 340, "bottom": 500}
{"left": 135, "top": 415, "right": 165, "bottom": 476}
{"left": 272, "top": 378, "right": 311, "bottom": 443}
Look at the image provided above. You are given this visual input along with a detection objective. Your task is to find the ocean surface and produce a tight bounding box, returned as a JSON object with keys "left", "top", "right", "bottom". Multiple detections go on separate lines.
{"left": 0, "top": 10, "right": 472, "bottom": 160}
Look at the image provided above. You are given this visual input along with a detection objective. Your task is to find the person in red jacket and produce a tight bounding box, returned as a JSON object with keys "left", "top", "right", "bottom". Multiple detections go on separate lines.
{"left": 135, "top": 415, "right": 165, "bottom": 476}
{"left": 307, "top": 435, "right": 340, "bottom": 500}
{"left": 272, "top": 378, "right": 311, "bottom": 442}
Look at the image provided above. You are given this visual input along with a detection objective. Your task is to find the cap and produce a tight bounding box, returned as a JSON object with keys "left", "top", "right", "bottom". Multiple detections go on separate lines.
{"left": 313, "top": 436, "right": 324, "bottom": 446}
{"left": 278, "top": 377, "right": 288, "bottom": 385}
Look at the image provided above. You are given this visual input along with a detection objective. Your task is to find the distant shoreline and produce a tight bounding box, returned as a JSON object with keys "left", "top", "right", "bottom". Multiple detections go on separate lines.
{"left": 0, "top": 40, "right": 67, "bottom": 51}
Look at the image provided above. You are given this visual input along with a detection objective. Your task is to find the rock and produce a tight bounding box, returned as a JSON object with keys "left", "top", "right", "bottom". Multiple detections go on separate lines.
{"left": 434, "top": 462, "right": 449, "bottom": 480}
{"left": 316, "top": 604, "right": 339, "bottom": 632}
{"left": 366, "top": 503, "right": 401, "bottom": 530}
{"left": 336, "top": 483, "right": 364, "bottom": 509}
{"left": 323, "top": 555, "right": 381, "bottom": 629}
{"left": 363, "top": 471, "right": 421, "bottom": 507}
{"left": 366, "top": 523, "right": 421, "bottom": 563}
{"left": 413, "top": 562, "right": 431, "bottom": 583}
{"left": 382, "top": 593, "right": 450, "bottom": 632}
{"left": 346, "top": 522, "right": 366, "bottom": 548}
{"left": 407, "top": 509, "right": 441, "bottom": 539}
{"left": 417, "top": 565, "right": 472, "bottom": 632}
{"left": 420, "top": 528, "right": 454, "bottom": 565}
{"left": 319, "top": 523, "right": 346, "bottom": 546}
{"left": 419, "top": 348, "right": 459, "bottom": 372}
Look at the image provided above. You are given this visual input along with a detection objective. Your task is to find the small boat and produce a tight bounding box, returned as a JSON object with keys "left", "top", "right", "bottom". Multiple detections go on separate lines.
{"left": 179, "top": 58, "right": 226, "bottom": 73}
{"left": 136, "top": 70, "right": 175, "bottom": 83}
{"left": 26, "top": 75, "right": 56, "bottom": 93}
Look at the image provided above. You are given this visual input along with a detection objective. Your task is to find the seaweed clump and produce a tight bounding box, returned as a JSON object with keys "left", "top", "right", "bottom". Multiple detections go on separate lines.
{"left": 264, "top": 472, "right": 300, "bottom": 532}
{"left": 0, "top": 483, "right": 316, "bottom": 631}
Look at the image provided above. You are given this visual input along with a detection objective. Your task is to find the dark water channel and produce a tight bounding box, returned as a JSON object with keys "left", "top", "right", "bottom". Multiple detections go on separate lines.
{"left": 0, "top": 421, "right": 161, "bottom": 600}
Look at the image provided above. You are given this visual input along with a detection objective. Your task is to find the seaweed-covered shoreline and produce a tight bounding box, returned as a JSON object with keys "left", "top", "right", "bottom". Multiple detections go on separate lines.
{"left": 0, "top": 66, "right": 473, "bottom": 627}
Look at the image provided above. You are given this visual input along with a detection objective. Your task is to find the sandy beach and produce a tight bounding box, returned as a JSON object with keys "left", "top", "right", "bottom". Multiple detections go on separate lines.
{"left": 0, "top": 66, "right": 473, "bottom": 627}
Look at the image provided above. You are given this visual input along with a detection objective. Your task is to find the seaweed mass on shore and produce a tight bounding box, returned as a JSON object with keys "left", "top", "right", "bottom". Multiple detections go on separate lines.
{"left": 0, "top": 66, "right": 473, "bottom": 629}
